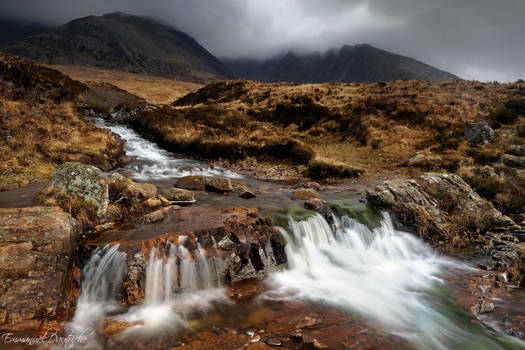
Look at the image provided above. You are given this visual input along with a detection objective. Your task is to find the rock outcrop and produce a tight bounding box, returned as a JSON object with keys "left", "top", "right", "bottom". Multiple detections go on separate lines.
{"left": 109, "top": 207, "right": 287, "bottom": 305}
{"left": 0, "top": 207, "right": 80, "bottom": 331}
{"left": 366, "top": 173, "right": 525, "bottom": 283}
{"left": 465, "top": 122, "right": 494, "bottom": 144}
{"left": 52, "top": 162, "right": 109, "bottom": 217}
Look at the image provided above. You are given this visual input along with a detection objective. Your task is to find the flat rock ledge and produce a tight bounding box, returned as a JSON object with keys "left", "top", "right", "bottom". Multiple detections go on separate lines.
{"left": 0, "top": 206, "right": 80, "bottom": 332}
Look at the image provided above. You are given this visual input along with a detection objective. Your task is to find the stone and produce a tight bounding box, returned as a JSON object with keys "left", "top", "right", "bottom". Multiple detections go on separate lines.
{"left": 291, "top": 181, "right": 321, "bottom": 191}
{"left": 508, "top": 145, "right": 525, "bottom": 157}
{"left": 405, "top": 153, "right": 441, "bottom": 168}
{"left": 175, "top": 175, "right": 206, "bottom": 190}
{"left": 465, "top": 122, "right": 494, "bottom": 144}
{"left": 140, "top": 206, "right": 180, "bottom": 224}
{"left": 0, "top": 207, "right": 80, "bottom": 331}
{"left": 473, "top": 166, "right": 498, "bottom": 178}
{"left": 217, "top": 237, "right": 235, "bottom": 250}
{"left": 292, "top": 188, "right": 320, "bottom": 200}
{"left": 206, "top": 177, "right": 233, "bottom": 193}
{"left": 161, "top": 188, "right": 196, "bottom": 202}
{"left": 240, "top": 188, "right": 256, "bottom": 199}
{"left": 126, "top": 182, "right": 157, "bottom": 199}
{"left": 52, "top": 162, "right": 109, "bottom": 217}
{"left": 145, "top": 198, "right": 162, "bottom": 208}
{"left": 502, "top": 154, "right": 525, "bottom": 168}
{"left": 304, "top": 198, "right": 334, "bottom": 224}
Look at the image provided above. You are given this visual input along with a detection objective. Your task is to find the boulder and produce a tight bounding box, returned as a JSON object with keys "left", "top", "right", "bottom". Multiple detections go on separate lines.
{"left": 105, "top": 173, "right": 157, "bottom": 199}
{"left": 291, "top": 182, "right": 321, "bottom": 191}
{"left": 206, "top": 177, "right": 233, "bottom": 193}
{"left": 125, "top": 182, "right": 157, "bottom": 199}
{"left": 502, "top": 154, "right": 525, "bottom": 168}
{"left": 304, "top": 198, "right": 334, "bottom": 224}
{"left": 366, "top": 173, "right": 514, "bottom": 244}
{"left": 0, "top": 207, "right": 80, "bottom": 331}
{"left": 292, "top": 188, "right": 320, "bottom": 200}
{"left": 508, "top": 145, "right": 525, "bottom": 157}
{"left": 52, "top": 162, "right": 108, "bottom": 217}
{"left": 240, "top": 188, "right": 257, "bottom": 199}
{"left": 161, "top": 188, "right": 196, "bottom": 202}
{"left": 465, "top": 122, "right": 494, "bottom": 144}
{"left": 175, "top": 175, "right": 206, "bottom": 191}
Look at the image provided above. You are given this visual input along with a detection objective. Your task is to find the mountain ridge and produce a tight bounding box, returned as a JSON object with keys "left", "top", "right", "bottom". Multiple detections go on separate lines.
{"left": 0, "top": 12, "right": 229, "bottom": 83}
{"left": 223, "top": 44, "right": 460, "bottom": 83}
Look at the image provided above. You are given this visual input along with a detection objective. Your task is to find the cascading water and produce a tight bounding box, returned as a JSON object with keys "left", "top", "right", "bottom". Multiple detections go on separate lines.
{"left": 66, "top": 245, "right": 127, "bottom": 344}
{"left": 271, "top": 213, "right": 522, "bottom": 350}
{"left": 93, "top": 118, "right": 241, "bottom": 180}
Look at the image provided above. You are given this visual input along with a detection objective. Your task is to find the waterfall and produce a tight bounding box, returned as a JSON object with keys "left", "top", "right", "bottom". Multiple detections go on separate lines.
{"left": 271, "top": 213, "right": 521, "bottom": 350}
{"left": 66, "top": 245, "right": 127, "bottom": 342}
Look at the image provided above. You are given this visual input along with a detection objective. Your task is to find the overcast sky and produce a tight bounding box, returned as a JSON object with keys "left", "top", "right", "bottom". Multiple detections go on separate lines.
{"left": 2, "top": 0, "right": 524, "bottom": 81}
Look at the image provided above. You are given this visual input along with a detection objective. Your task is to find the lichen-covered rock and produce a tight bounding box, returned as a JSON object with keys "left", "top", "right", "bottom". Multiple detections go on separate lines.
{"left": 161, "top": 188, "right": 195, "bottom": 202}
{"left": 465, "top": 122, "right": 494, "bottom": 144}
{"left": 0, "top": 206, "right": 80, "bottom": 331}
{"left": 52, "top": 162, "right": 109, "bottom": 217}
{"left": 176, "top": 175, "right": 206, "bottom": 191}
{"left": 206, "top": 177, "right": 233, "bottom": 193}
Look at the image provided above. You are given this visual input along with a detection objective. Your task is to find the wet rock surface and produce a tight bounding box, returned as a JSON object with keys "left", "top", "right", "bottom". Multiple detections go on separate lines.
{"left": 162, "top": 187, "right": 196, "bottom": 202}
{"left": 176, "top": 175, "right": 206, "bottom": 191}
{"left": 206, "top": 177, "right": 234, "bottom": 193}
{"left": 0, "top": 206, "right": 80, "bottom": 331}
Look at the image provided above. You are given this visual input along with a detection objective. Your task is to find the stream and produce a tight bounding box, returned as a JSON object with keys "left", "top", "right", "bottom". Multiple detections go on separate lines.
{"left": 37, "top": 119, "right": 525, "bottom": 348}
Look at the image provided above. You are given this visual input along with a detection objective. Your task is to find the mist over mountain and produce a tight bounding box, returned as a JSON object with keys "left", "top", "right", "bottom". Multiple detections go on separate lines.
{"left": 224, "top": 44, "right": 459, "bottom": 83}
{"left": 0, "top": 12, "right": 229, "bottom": 83}
{"left": 0, "top": 18, "right": 53, "bottom": 43}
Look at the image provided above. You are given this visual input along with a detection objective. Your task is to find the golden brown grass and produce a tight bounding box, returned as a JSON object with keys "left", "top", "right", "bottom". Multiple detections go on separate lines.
{"left": 49, "top": 65, "right": 203, "bottom": 104}
{"left": 0, "top": 100, "right": 124, "bottom": 191}
{"left": 128, "top": 79, "right": 524, "bottom": 180}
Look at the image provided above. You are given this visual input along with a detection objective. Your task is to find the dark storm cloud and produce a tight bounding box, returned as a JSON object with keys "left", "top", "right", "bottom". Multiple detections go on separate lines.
{"left": 2, "top": 0, "right": 524, "bottom": 81}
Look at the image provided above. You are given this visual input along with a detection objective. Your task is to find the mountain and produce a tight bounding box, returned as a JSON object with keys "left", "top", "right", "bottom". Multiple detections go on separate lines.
{"left": 0, "top": 12, "right": 229, "bottom": 83}
{"left": 223, "top": 44, "right": 459, "bottom": 83}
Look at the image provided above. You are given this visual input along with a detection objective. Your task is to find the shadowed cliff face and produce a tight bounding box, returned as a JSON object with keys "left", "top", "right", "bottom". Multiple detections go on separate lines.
{"left": 223, "top": 44, "right": 459, "bottom": 83}
{"left": 0, "top": 12, "right": 229, "bottom": 83}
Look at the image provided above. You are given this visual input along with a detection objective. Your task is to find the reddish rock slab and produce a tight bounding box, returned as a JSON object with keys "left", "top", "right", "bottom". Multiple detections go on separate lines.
{"left": 0, "top": 206, "right": 80, "bottom": 332}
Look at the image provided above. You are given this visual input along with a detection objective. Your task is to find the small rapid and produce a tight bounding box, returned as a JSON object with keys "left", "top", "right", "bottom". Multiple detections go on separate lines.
{"left": 94, "top": 117, "right": 240, "bottom": 180}
{"left": 270, "top": 213, "right": 522, "bottom": 350}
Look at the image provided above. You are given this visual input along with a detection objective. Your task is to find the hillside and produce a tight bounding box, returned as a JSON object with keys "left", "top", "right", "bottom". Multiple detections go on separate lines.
{"left": 224, "top": 44, "right": 459, "bottom": 83}
{"left": 0, "top": 53, "right": 131, "bottom": 190}
{"left": 0, "top": 12, "right": 229, "bottom": 83}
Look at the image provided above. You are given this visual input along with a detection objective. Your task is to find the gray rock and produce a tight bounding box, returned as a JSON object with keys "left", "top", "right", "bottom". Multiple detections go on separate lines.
{"left": 502, "top": 154, "right": 525, "bottom": 168}
{"left": 507, "top": 145, "right": 525, "bottom": 157}
{"left": 52, "top": 162, "right": 109, "bottom": 217}
{"left": 161, "top": 188, "right": 195, "bottom": 202}
{"left": 304, "top": 198, "right": 334, "bottom": 224}
{"left": 465, "top": 122, "right": 494, "bottom": 144}
{"left": 406, "top": 153, "right": 441, "bottom": 167}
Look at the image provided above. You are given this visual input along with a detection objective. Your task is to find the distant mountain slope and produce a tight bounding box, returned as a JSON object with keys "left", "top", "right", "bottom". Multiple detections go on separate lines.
{"left": 0, "top": 12, "right": 229, "bottom": 83}
{"left": 224, "top": 44, "right": 459, "bottom": 83}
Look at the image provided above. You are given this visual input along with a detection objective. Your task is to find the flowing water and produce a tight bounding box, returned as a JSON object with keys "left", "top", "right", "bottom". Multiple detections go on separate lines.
{"left": 270, "top": 213, "right": 523, "bottom": 350}
{"left": 94, "top": 117, "right": 240, "bottom": 180}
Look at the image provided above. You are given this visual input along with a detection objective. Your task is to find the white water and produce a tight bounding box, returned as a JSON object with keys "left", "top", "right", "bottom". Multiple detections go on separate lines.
{"left": 65, "top": 245, "right": 127, "bottom": 346}
{"left": 62, "top": 242, "right": 226, "bottom": 347}
{"left": 271, "top": 214, "right": 520, "bottom": 350}
{"left": 94, "top": 118, "right": 241, "bottom": 180}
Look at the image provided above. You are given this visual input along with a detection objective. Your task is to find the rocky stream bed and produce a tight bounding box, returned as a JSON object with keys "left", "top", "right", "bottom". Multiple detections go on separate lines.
{"left": 0, "top": 117, "right": 524, "bottom": 350}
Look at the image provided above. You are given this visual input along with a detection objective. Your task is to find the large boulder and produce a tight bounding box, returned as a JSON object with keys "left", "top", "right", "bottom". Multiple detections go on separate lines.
{"left": 175, "top": 175, "right": 206, "bottom": 191}
{"left": 366, "top": 173, "right": 514, "bottom": 244}
{"left": 52, "top": 162, "right": 109, "bottom": 217}
{"left": 161, "top": 188, "right": 195, "bottom": 202}
{"left": 0, "top": 207, "right": 80, "bottom": 331}
{"left": 465, "top": 122, "right": 494, "bottom": 144}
